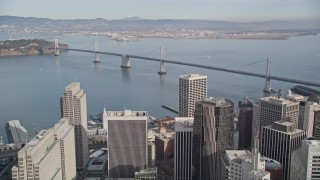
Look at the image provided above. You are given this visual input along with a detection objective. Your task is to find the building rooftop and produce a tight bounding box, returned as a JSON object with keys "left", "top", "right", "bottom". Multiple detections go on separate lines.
{"left": 249, "top": 169, "right": 270, "bottom": 177}
{"left": 260, "top": 96, "right": 300, "bottom": 105}
{"left": 226, "top": 150, "right": 255, "bottom": 164}
{"left": 104, "top": 109, "right": 148, "bottom": 117}
{"left": 304, "top": 139, "right": 320, "bottom": 146}
{"left": 200, "top": 97, "right": 233, "bottom": 107}
{"left": 175, "top": 117, "right": 194, "bottom": 132}
{"left": 87, "top": 156, "right": 107, "bottom": 172}
{"left": 179, "top": 74, "right": 207, "bottom": 80}
{"left": 265, "top": 121, "right": 304, "bottom": 135}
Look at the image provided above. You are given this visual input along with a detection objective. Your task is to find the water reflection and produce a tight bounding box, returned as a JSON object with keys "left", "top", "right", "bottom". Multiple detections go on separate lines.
{"left": 121, "top": 68, "right": 130, "bottom": 82}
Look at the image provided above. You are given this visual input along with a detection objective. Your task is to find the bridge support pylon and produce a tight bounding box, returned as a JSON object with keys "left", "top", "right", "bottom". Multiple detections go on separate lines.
{"left": 158, "top": 46, "right": 167, "bottom": 74}
{"left": 93, "top": 41, "right": 101, "bottom": 63}
{"left": 54, "top": 38, "right": 60, "bottom": 56}
{"left": 263, "top": 58, "right": 274, "bottom": 93}
{"left": 121, "top": 55, "right": 131, "bottom": 68}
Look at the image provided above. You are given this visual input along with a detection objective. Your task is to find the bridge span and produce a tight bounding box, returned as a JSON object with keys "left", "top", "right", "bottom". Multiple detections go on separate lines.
{"left": 58, "top": 48, "right": 320, "bottom": 88}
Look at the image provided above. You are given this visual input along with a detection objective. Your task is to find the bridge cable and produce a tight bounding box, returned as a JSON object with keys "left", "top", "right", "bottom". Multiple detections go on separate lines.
{"left": 225, "top": 59, "right": 267, "bottom": 69}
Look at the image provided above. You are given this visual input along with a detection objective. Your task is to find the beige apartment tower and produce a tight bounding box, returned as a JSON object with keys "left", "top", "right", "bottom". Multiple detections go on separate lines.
{"left": 179, "top": 74, "right": 207, "bottom": 117}
{"left": 60, "top": 82, "right": 88, "bottom": 172}
{"left": 258, "top": 96, "right": 299, "bottom": 132}
{"left": 11, "top": 118, "right": 76, "bottom": 180}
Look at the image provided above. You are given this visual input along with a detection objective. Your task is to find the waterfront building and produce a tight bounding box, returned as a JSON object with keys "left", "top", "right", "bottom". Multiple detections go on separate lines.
{"left": 106, "top": 109, "right": 148, "bottom": 178}
{"left": 60, "top": 82, "right": 88, "bottom": 172}
{"left": 5, "top": 120, "right": 29, "bottom": 144}
{"left": 260, "top": 121, "right": 306, "bottom": 180}
{"left": 179, "top": 74, "right": 207, "bottom": 117}
{"left": 11, "top": 118, "right": 76, "bottom": 180}
{"left": 237, "top": 97, "right": 254, "bottom": 149}
{"left": 192, "top": 97, "right": 234, "bottom": 180}
{"left": 290, "top": 140, "right": 320, "bottom": 180}
{"left": 258, "top": 96, "right": 300, "bottom": 132}
{"left": 174, "top": 117, "right": 193, "bottom": 180}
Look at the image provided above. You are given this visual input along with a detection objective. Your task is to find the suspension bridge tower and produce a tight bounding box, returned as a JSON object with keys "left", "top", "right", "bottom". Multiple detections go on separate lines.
{"left": 158, "top": 46, "right": 167, "bottom": 74}
{"left": 93, "top": 41, "right": 101, "bottom": 63}
{"left": 54, "top": 38, "right": 60, "bottom": 56}
{"left": 263, "top": 58, "right": 274, "bottom": 93}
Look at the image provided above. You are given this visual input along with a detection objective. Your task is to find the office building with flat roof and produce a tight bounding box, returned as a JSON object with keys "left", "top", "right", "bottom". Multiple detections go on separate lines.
{"left": 174, "top": 117, "right": 193, "bottom": 180}
{"left": 60, "top": 82, "right": 88, "bottom": 172}
{"left": 261, "top": 121, "right": 306, "bottom": 180}
{"left": 238, "top": 97, "right": 254, "bottom": 149}
{"left": 179, "top": 74, "right": 207, "bottom": 117}
{"left": 258, "top": 96, "right": 300, "bottom": 132}
{"left": 106, "top": 109, "right": 148, "bottom": 178}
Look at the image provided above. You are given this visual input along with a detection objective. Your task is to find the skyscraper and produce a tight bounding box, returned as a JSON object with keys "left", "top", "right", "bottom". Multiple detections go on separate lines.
{"left": 260, "top": 121, "right": 306, "bottom": 180}
{"left": 174, "top": 117, "right": 194, "bottom": 180}
{"left": 11, "top": 118, "right": 76, "bottom": 180}
{"left": 179, "top": 74, "right": 207, "bottom": 117}
{"left": 106, "top": 109, "right": 148, "bottom": 178}
{"left": 237, "top": 96, "right": 253, "bottom": 149}
{"left": 60, "top": 82, "right": 88, "bottom": 172}
{"left": 5, "top": 120, "right": 29, "bottom": 144}
{"left": 291, "top": 140, "right": 320, "bottom": 180}
{"left": 192, "top": 97, "right": 234, "bottom": 180}
{"left": 258, "top": 96, "right": 300, "bottom": 131}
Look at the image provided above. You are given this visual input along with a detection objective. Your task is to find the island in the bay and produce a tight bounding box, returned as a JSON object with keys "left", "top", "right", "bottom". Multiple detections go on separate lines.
{"left": 0, "top": 39, "right": 68, "bottom": 57}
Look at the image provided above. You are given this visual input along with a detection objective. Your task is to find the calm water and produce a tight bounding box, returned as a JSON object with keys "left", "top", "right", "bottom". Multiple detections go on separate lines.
{"left": 0, "top": 34, "right": 319, "bottom": 142}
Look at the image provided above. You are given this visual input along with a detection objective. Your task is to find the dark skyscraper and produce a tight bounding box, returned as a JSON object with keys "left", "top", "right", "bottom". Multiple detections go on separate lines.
{"left": 238, "top": 96, "right": 253, "bottom": 149}
{"left": 192, "top": 97, "right": 234, "bottom": 180}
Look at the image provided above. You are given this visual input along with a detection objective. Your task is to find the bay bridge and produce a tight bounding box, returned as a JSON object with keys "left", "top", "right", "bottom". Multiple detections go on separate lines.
{"left": 52, "top": 39, "right": 320, "bottom": 90}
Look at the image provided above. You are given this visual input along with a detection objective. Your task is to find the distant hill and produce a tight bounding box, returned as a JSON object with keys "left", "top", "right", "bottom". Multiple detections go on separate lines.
{"left": 0, "top": 15, "right": 319, "bottom": 33}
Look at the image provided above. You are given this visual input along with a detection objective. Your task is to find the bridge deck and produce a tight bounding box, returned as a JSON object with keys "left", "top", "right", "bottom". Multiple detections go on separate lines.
{"left": 57, "top": 48, "right": 320, "bottom": 88}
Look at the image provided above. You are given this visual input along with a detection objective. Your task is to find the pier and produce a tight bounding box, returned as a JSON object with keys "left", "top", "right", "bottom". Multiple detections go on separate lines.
{"left": 161, "top": 104, "right": 179, "bottom": 114}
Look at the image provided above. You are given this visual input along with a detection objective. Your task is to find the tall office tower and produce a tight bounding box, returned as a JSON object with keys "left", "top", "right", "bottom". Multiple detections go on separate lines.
{"left": 252, "top": 103, "right": 260, "bottom": 139}
{"left": 192, "top": 97, "right": 234, "bottom": 180}
{"left": 291, "top": 140, "right": 320, "bottom": 180}
{"left": 237, "top": 96, "right": 253, "bottom": 149}
{"left": 313, "top": 108, "right": 320, "bottom": 137}
{"left": 258, "top": 96, "right": 300, "bottom": 131}
{"left": 11, "top": 118, "right": 76, "bottom": 180}
{"left": 5, "top": 120, "right": 29, "bottom": 144}
{"left": 260, "top": 121, "right": 306, "bottom": 180}
{"left": 106, "top": 109, "right": 148, "bottom": 178}
{"left": 174, "top": 117, "right": 194, "bottom": 180}
{"left": 179, "top": 74, "right": 207, "bottom": 117}
{"left": 222, "top": 138, "right": 270, "bottom": 180}
{"left": 299, "top": 101, "right": 319, "bottom": 137}
{"left": 60, "top": 82, "right": 88, "bottom": 172}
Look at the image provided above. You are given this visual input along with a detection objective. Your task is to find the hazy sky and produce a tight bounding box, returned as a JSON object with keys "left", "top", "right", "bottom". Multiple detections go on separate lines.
{"left": 1, "top": 0, "right": 319, "bottom": 21}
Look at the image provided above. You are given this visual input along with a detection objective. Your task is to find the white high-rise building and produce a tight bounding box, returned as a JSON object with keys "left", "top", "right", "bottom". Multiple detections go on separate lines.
{"left": 106, "top": 109, "right": 148, "bottom": 178}
{"left": 11, "top": 118, "right": 76, "bottom": 180}
{"left": 5, "top": 120, "right": 29, "bottom": 144}
{"left": 174, "top": 117, "right": 194, "bottom": 180}
{"left": 291, "top": 140, "right": 320, "bottom": 180}
{"left": 179, "top": 74, "right": 207, "bottom": 117}
{"left": 60, "top": 82, "right": 88, "bottom": 172}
